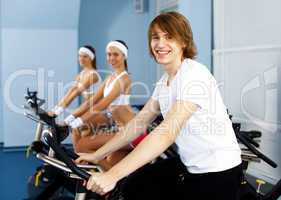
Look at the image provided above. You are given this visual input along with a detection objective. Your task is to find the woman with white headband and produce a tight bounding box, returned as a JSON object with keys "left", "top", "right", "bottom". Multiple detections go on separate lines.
{"left": 49, "top": 45, "right": 102, "bottom": 118}
{"left": 64, "top": 40, "right": 147, "bottom": 170}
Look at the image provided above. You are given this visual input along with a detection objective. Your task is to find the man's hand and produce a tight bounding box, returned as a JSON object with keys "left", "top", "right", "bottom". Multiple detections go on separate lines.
{"left": 86, "top": 172, "right": 118, "bottom": 195}
{"left": 75, "top": 152, "right": 100, "bottom": 164}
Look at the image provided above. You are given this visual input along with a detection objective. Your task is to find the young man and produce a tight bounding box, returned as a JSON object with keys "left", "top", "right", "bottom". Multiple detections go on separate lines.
{"left": 76, "top": 12, "right": 242, "bottom": 200}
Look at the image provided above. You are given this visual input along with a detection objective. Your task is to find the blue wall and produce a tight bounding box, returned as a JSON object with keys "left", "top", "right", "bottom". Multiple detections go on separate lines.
{"left": 2, "top": 29, "right": 79, "bottom": 147}
{"left": 1, "top": 0, "right": 81, "bottom": 146}
{"left": 179, "top": 0, "right": 212, "bottom": 68}
{"left": 0, "top": 0, "right": 3, "bottom": 143}
{"left": 1, "top": 0, "right": 80, "bottom": 29}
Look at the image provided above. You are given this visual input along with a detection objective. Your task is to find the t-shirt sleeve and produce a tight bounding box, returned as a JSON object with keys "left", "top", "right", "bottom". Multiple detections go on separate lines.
{"left": 151, "top": 83, "right": 160, "bottom": 101}
{"left": 151, "top": 74, "right": 167, "bottom": 101}
{"left": 176, "top": 70, "right": 213, "bottom": 110}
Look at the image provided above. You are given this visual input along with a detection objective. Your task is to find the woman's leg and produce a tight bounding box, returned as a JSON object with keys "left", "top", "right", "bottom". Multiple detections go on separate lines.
{"left": 71, "top": 125, "right": 97, "bottom": 150}
{"left": 88, "top": 112, "right": 111, "bottom": 132}
{"left": 103, "top": 150, "right": 131, "bottom": 171}
{"left": 71, "top": 112, "right": 110, "bottom": 150}
{"left": 75, "top": 133, "right": 115, "bottom": 153}
{"left": 75, "top": 131, "right": 132, "bottom": 170}
{"left": 71, "top": 128, "right": 82, "bottom": 148}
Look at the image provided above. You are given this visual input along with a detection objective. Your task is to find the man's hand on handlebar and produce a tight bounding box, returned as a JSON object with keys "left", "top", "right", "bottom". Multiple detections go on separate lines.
{"left": 86, "top": 172, "right": 118, "bottom": 195}
{"left": 75, "top": 152, "right": 100, "bottom": 165}
{"left": 47, "top": 111, "right": 57, "bottom": 117}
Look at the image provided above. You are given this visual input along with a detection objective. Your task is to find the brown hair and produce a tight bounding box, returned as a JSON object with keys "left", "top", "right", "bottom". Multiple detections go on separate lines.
{"left": 83, "top": 45, "right": 97, "bottom": 69}
{"left": 115, "top": 40, "right": 128, "bottom": 71}
{"left": 148, "top": 11, "right": 197, "bottom": 60}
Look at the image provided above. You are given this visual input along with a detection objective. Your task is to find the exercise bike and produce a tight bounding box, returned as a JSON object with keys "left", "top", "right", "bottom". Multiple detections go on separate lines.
{"left": 232, "top": 122, "right": 281, "bottom": 200}
{"left": 23, "top": 89, "right": 122, "bottom": 200}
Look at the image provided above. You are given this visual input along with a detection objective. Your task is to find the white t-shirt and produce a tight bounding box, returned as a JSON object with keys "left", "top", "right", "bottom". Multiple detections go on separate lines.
{"left": 152, "top": 58, "right": 241, "bottom": 174}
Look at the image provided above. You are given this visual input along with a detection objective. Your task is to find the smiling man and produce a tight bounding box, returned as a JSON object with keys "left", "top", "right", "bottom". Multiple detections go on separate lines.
{"left": 76, "top": 11, "right": 242, "bottom": 200}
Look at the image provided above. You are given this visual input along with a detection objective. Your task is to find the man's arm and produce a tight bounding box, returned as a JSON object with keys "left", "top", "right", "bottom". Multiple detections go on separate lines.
{"left": 76, "top": 98, "right": 161, "bottom": 163}
{"left": 107, "top": 100, "right": 198, "bottom": 182}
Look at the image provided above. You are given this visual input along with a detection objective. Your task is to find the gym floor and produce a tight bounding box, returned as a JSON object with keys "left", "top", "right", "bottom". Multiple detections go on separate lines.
{"left": 1, "top": 147, "right": 280, "bottom": 200}
{"left": 0, "top": 147, "right": 41, "bottom": 200}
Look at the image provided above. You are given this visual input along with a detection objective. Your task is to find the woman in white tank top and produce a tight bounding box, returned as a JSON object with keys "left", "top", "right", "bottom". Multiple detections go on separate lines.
{"left": 49, "top": 45, "right": 102, "bottom": 117}
{"left": 64, "top": 40, "right": 147, "bottom": 170}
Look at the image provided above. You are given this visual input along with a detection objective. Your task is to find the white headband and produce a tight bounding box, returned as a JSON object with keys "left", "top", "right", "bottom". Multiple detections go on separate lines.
{"left": 106, "top": 41, "right": 128, "bottom": 58}
{"left": 79, "top": 47, "right": 95, "bottom": 60}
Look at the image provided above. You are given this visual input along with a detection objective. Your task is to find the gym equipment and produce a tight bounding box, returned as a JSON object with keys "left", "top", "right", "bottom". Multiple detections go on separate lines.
{"left": 23, "top": 90, "right": 281, "bottom": 200}
{"left": 232, "top": 122, "right": 281, "bottom": 200}
{"left": 23, "top": 89, "right": 108, "bottom": 200}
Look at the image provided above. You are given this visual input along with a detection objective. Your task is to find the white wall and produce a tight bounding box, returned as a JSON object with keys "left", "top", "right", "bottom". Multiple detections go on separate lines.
{"left": 178, "top": 0, "right": 212, "bottom": 68}
{"left": 213, "top": 0, "right": 281, "bottom": 183}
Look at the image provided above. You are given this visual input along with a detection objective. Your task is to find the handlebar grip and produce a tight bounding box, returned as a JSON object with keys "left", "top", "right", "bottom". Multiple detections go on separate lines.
{"left": 236, "top": 133, "right": 277, "bottom": 168}
{"left": 44, "top": 133, "right": 91, "bottom": 180}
